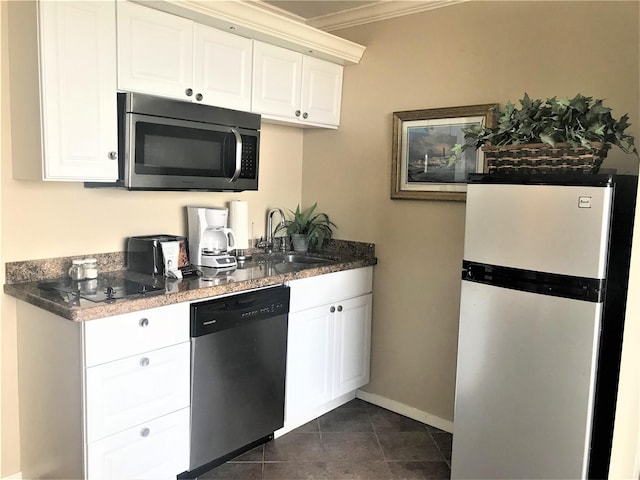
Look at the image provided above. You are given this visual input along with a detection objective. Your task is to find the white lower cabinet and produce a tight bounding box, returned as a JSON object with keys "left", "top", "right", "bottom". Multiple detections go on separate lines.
{"left": 15, "top": 301, "right": 190, "bottom": 480}
{"left": 333, "top": 294, "right": 373, "bottom": 397}
{"left": 87, "top": 408, "right": 190, "bottom": 480}
{"left": 85, "top": 342, "right": 190, "bottom": 443}
{"left": 285, "top": 304, "right": 334, "bottom": 421}
{"left": 283, "top": 267, "right": 373, "bottom": 432}
{"left": 83, "top": 307, "right": 190, "bottom": 479}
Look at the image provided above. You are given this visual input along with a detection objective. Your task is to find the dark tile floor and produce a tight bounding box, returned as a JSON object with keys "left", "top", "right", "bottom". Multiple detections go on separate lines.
{"left": 200, "top": 399, "right": 453, "bottom": 480}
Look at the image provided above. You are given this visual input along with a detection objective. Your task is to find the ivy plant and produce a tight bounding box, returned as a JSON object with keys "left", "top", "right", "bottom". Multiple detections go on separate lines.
{"left": 451, "top": 93, "right": 638, "bottom": 162}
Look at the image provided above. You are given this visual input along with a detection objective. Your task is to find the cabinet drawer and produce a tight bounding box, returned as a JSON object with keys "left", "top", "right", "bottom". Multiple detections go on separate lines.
{"left": 84, "top": 303, "right": 189, "bottom": 367}
{"left": 288, "top": 267, "right": 373, "bottom": 312}
{"left": 85, "top": 342, "right": 190, "bottom": 442}
{"left": 87, "top": 407, "right": 189, "bottom": 480}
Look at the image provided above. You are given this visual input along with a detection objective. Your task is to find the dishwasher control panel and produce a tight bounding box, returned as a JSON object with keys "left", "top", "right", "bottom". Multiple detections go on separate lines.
{"left": 190, "top": 285, "right": 290, "bottom": 337}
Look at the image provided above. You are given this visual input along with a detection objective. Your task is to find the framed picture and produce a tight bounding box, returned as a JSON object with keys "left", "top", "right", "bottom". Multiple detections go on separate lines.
{"left": 391, "top": 104, "right": 497, "bottom": 201}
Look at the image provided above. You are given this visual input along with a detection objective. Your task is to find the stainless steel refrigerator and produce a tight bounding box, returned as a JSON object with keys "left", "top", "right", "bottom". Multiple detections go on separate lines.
{"left": 451, "top": 174, "right": 637, "bottom": 479}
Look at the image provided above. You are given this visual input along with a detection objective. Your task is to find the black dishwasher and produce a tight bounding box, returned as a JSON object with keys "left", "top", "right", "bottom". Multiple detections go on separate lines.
{"left": 183, "top": 285, "right": 289, "bottom": 478}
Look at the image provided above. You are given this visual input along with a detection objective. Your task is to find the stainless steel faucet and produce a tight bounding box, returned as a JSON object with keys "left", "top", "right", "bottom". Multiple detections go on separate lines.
{"left": 258, "top": 208, "right": 286, "bottom": 253}
{"left": 267, "top": 208, "right": 285, "bottom": 251}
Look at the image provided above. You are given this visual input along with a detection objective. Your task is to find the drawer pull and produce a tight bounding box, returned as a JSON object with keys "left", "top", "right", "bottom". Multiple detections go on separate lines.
{"left": 140, "top": 427, "right": 150, "bottom": 437}
{"left": 139, "top": 318, "right": 149, "bottom": 328}
{"left": 140, "top": 357, "right": 150, "bottom": 367}
{"left": 337, "top": 305, "right": 343, "bottom": 312}
{"left": 330, "top": 306, "right": 336, "bottom": 313}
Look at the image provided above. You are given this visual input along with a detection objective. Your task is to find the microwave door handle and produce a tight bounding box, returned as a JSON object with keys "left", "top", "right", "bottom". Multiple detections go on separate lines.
{"left": 229, "top": 128, "right": 242, "bottom": 183}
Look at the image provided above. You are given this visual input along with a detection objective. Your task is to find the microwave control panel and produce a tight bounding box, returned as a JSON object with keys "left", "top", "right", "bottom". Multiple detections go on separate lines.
{"left": 240, "top": 136, "right": 258, "bottom": 179}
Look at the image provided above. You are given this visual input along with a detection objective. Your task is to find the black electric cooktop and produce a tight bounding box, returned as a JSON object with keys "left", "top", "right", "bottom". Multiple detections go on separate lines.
{"left": 39, "top": 275, "right": 164, "bottom": 303}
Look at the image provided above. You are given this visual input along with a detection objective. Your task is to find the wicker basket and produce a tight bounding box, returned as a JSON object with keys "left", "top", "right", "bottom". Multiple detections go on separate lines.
{"left": 482, "top": 142, "right": 609, "bottom": 175}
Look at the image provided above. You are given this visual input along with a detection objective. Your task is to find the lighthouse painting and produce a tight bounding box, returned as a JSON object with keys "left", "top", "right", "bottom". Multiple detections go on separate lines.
{"left": 391, "top": 104, "right": 497, "bottom": 201}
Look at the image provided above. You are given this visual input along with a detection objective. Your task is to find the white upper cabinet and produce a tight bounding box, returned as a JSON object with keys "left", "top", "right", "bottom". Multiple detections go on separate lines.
{"left": 252, "top": 41, "right": 343, "bottom": 127}
{"left": 301, "top": 56, "right": 344, "bottom": 127}
{"left": 193, "top": 24, "right": 253, "bottom": 111}
{"left": 117, "top": 1, "right": 252, "bottom": 111}
{"left": 29, "top": 1, "right": 118, "bottom": 181}
{"left": 117, "top": 1, "right": 193, "bottom": 101}
{"left": 251, "top": 41, "right": 302, "bottom": 120}
{"left": 117, "top": 2, "right": 344, "bottom": 125}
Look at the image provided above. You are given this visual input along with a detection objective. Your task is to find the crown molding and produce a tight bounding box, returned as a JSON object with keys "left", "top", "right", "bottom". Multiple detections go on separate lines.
{"left": 131, "top": 0, "right": 366, "bottom": 64}
{"left": 307, "top": 0, "right": 469, "bottom": 32}
{"left": 250, "top": 1, "right": 309, "bottom": 23}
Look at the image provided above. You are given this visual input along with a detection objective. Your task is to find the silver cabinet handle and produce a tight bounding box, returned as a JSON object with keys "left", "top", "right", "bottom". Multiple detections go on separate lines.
{"left": 108, "top": 151, "right": 117, "bottom": 160}
{"left": 337, "top": 305, "right": 343, "bottom": 312}
{"left": 295, "top": 110, "right": 301, "bottom": 117}
{"left": 139, "top": 318, "right": 149, "bottom": 328}
{"left": 140, "top": 357, "right": 150, "bottom": 367}
{"left": 196, "top": 93, "right": 203, "bottom": 101}
{"left": 330, "top": 306, "right": 336, "bottom": 313}
{"left": 228, "top": 128, "right": 242, "bottom": 183}
{"left": 302, "top": 112, "right": 308, "bottom": 119}
{"left": 185, "top": 88, "right": 193, "bottom": 97}
{"left": 140, "top": 427, "right": 150, "bottom": 437}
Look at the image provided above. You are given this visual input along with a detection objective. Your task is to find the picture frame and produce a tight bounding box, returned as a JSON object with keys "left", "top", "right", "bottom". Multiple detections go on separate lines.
{"left": 391, "top": 104, "right": 497, "bottom": 201}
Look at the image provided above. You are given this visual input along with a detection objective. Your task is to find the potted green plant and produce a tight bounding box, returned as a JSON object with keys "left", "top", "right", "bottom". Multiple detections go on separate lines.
{"left": 276, "top": 203, "right": 336, "bottom": 253}
{"left": 452, "top": 93, "right": 638, "bottom": 174}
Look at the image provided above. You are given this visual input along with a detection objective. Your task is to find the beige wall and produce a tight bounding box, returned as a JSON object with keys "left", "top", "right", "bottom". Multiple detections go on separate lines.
{"left": 302, "top": 0, "right": 640, "bottom": 431}
{"left": 0, "top": 2, "right": 304, "bottom": 473}
{"left": 1, "top": 1, "right": 12, "bottom": 476}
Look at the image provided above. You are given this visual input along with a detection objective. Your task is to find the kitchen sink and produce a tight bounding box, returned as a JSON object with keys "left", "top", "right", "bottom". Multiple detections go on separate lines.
{"left": 271, "top": 254, "right": 332, "bottom": 265}
{"left": 253, "top": 253, "right": 333, "bottom": 274}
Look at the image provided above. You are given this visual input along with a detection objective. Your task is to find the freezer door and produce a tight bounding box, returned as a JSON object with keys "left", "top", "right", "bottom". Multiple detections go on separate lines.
{"left": 464, "top": 183, "right": 612, "bottom": 279}
{"left": 451, "top": 281, "right": 602, "bottom": 480}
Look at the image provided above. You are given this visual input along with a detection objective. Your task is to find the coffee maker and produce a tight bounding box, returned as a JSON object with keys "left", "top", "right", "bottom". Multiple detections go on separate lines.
{"left": 187, "top": 206, "right": 237, "bottom": 269}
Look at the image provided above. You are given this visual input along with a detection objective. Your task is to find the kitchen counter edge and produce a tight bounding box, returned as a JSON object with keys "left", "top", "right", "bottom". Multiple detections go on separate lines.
{"left": 4, "top": 257, "right": 377, "bottom": 322}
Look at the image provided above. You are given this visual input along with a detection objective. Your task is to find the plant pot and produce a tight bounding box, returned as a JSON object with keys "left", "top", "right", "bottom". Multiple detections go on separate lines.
{"left": 291, "top": 233, "right": 310, "bottom": 253}
{"left": 482, "top": 142, "right": 610, "bottom": 175}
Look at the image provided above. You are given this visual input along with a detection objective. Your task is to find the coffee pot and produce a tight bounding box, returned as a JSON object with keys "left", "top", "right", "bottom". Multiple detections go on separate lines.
{"left": 187, "top": 206, "right": 237, "bottom": 269}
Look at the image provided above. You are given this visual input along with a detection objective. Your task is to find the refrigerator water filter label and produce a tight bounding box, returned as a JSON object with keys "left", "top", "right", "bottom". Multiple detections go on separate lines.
{"left": 578, "top": 196, "right": 592, "bottom": 208}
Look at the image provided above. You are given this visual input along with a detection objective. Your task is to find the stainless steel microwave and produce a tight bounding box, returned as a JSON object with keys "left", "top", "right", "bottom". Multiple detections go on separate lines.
{"left": 85, "top": 92, "right": 260, "bottom": 191}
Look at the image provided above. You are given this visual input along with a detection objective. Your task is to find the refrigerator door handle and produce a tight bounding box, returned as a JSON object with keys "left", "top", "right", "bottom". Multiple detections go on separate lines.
{"left": 461, "top": 260, "right": 605, "bottom": 303}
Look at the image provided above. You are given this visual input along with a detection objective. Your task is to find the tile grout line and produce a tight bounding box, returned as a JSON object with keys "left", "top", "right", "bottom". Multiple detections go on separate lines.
{"left": 365, "top": 403, "right": 390, "bottom": 464}
{"left": 427, "top": 429, "right": 451, "bottom": 468}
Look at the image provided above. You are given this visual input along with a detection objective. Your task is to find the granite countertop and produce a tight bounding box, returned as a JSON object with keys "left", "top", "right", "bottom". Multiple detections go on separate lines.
{"left": 4, "top": 240, "right": 376, "bottom": 322}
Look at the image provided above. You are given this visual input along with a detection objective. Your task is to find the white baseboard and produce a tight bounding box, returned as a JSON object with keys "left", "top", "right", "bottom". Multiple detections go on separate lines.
{"left": 356, "top": 390, "right": 454, "bottom": 434}
{"left": 2, "top": 472, "right": 22, "bottom": 480}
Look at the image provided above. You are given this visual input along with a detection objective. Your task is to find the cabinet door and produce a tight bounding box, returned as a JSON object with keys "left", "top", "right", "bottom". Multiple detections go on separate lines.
{"left": 87, "top": 407, "right": 189, "bottom": 480}
{"left": 193, "top": 24, "right": 253, "bottom": 110}
{"left": 38, "top": 1, "right": 118, "bottom": 181}
{"left": 85, "top": 342, "right": 190, "bottom": 442}
{"left": 300, "top": 56, "right": 343, "bottom": 126}
{"left": 285, "top": 305, "right": 334, "bottom": 423}
{"left": 117, "top": 1, "right": 193, "bottom": 101}
{"left": 251, "top": 41, "right": 302, "bottom": 120}
{"left": 333, "top": 294, "right": 372, "bottom": 397}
